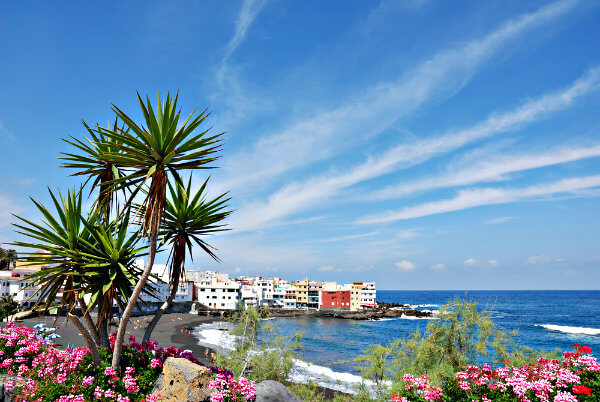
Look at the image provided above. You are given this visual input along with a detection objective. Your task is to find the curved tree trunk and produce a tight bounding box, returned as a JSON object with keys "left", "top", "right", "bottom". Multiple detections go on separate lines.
{"left": 142, "top": 260, "right": 182, "bottom": 344}
{"left": 78, "top": 298, "right": 101, "bottom": 347}
{"left": 68, "top": 312, "right": 101, "bottom": 367}
{"left": 111, "top": 205, "right": 160, "bottom": 370}
{"left": 99, "top": 317, "right": 110, "bottom": 349}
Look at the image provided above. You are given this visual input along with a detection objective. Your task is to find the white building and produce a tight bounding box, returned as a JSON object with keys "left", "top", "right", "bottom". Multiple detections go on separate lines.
{"left": 254, "top": 279, "right": 274, "bottom": 302}
{"left": 0, "top": 267, "right": 41, "bottom": 309}
{"left": 186, "top": 270, "right": 229, "bottom": 283}
{"left": 360, "top": 282, "right": 376, "bottom": 309}
{"left": 196, "top": 278, "right": 241, "bottom": 310}
{"left": 146, "top": 280, "right": 195, "bottom": 303}
{"left": 241, "top": 284, "right": 259, "bottom": 309}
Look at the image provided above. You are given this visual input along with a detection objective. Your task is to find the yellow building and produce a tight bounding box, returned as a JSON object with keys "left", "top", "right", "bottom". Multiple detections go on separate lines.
{"left": 295, "top": 278, "right": 309, "bottom": 309}
{"left": 350, "top": 283, "right": 363, "bottom": 311}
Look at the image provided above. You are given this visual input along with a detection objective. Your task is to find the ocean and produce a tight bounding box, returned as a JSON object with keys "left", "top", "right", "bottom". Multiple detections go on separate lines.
{"left": 194, "top": 290, "right": 600, "bottom": 393}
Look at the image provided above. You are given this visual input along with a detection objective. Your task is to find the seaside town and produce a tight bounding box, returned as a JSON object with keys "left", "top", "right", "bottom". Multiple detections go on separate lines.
{"left": 0, "top": 256, "right": 376, "bottom": 314}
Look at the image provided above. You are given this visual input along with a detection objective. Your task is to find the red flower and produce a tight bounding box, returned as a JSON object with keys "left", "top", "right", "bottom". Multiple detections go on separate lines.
{"left": 573, "top": 384, "right": 591, "bottom": 395}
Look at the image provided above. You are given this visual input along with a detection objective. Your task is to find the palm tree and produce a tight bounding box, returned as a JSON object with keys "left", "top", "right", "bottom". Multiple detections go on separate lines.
{"left": 74, "top": 92, "right": 223, "bottom": 369}
{"left": 0, "top": 246, "right": 17, "bottom": 270}
{"left": 0, "top": 295, "right": 18, "bottom": 321}
{"left": 11, "top": 188, "right": 151, "bottom": 366}
{"left": 61, "top": 118, "right": 129, "bottom": 220}
{"left": 142, "top": 176, "right": 231, "bottom": 343}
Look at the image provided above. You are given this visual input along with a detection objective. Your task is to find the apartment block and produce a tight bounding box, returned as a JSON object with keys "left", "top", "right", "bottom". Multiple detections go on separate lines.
{"left": 196, "top": 277, "right": 241, "bottom": 310}
{"left": 360, "top": 282, "right": 376, "bottom": 308}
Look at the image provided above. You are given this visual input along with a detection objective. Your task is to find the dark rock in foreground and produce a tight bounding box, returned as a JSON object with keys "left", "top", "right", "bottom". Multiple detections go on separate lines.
{"left": 254, "top": 380, "right": 301, "bottom": 402}
{"left": 0, "top": 375, "right": 22, "bottom": 402}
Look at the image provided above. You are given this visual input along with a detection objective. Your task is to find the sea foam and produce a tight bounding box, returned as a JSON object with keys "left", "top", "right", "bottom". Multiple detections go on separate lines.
{"left": 536, "top": 324, "right": 600, "bottom": 336}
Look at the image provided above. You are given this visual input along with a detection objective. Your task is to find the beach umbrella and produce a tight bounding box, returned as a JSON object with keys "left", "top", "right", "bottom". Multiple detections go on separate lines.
{"left": 33, "top": 323, "right": 46, "bottom": 329}
{"left": 47, "top": 333, "right": 60, "bottom": 339}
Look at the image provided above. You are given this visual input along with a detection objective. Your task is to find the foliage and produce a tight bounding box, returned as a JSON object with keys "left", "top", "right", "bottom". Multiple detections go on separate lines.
{"left": 289, "top": 381, "right": 366, "bottom": 402}
{"left": 61, "top": 118, "right": 129, "bottom": 219}
{"left": 208, "top": 373, "right": 256, "bottom": 402}
{"left": 0, "top": 295, "right": 19, "bottom": 320}
{"left": 391, "top": 343, "right": 600, "bottom": 401}
{"left": 142, "top": 175, "right": 232, "bottom": 343}
{"left": 13, "top": 91, "right": 228, "bottom": 370}
{"left": 0, "top": 246, "right": 17, "bottom": 270}
{"left": 0, "top": 322, "right": 244, "bottom": 402}
{"left": 215, "top": 306, "right": 302, "bottom": 384}
{"left": 355, "top": 297, "right": 558, "bottom": 398}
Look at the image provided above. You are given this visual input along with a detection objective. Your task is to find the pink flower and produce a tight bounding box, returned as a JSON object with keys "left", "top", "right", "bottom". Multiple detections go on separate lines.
{"left": 150, "top": 358, "right": 162, "bottom": 368}
{"left": 104, "top": 366, "right": 116, "bottom": 376}
{"left": 82, "top": 376, "right": 95, "bottom": 386}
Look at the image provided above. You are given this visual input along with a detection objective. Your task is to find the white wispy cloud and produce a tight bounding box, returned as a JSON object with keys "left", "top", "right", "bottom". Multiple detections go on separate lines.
{"left": 464, "top": 258, "right": 479, "bottom": 266}
{"left": 232, "top": 66, "right": 600, "bottom": 232}
{"left": 319, "top": 265, "right": 343, "bottom": 272}
{"left": 318, "top": 231, "right": 380, "bottom": 243}
{"left": 223, "top": 0, "right": 268, "bottom": 63}
{"left": 358, "top": 175, "right": 600, "bottom": 224}
{"left": 371, "top": 141, "right": 600, "bottom": 200}
{"left": 431, "top": 263, "right": 446, "bottom": 270}
{"left": 484, "top": 216, "right": 518, "bottom": 224}
{"left": 488, "top": 259, "right": 499, "bottom": 267}
{"left": 212, "top": 0, "right": 270, "bottom": 124}
{"left": 0, "top": 194, "right": 23, "bottom": 229}
{"left": 527, "top": 254, "right": 563, "bottom": 264}
{"left": 396, "top": 260, "right": 417, "bottom": 271}
{"left": 223, "top": 0, "right": 580, "bottom": 193}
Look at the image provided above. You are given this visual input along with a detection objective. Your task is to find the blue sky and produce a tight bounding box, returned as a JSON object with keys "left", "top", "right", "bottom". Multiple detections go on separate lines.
{"left": 1, "top": 0, "right": 600, "bottom": 289}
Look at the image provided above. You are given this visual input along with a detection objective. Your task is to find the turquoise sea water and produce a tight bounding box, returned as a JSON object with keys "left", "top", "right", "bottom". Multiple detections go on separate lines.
{"left": 268, "top": 290, "right": 600, "bottom": 374}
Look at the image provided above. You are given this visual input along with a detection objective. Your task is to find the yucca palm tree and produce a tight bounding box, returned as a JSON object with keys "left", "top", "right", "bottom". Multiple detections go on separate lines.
{"left": 61, "top": 118, "right": 129, "bottom": 220}
{"left": 142, "top": 176, "right": 231, "bottom": 343}
{"left": 11, "top": 188, "right": 151, "bottom": 366}
{"left": 89, "top": 92, "right": 223, "bottom": 369}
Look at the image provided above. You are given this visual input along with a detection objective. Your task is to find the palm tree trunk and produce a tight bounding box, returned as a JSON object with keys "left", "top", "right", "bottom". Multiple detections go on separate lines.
{"left": 78, "top": 298, "right": 101, "bottom": 347}
{"left": 99, "top": 317, "right": 110, "bottom": 349}
{"left": 142, "top": 263, "right": 181, "bottom": 344}
{"left": 111, "top": 205, "right": 160, "bottom": 370}
{"left": 68, "top": 312, "right": 101, "bottom": 367}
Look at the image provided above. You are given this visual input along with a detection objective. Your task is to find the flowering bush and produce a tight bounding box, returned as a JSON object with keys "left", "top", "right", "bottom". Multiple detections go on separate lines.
{"left": 391, "top": 344, "right": 599, "bottom": 401}
{"left": 0, "top": 323, "right": 241, "bottom": 402}
{"left": 208, "top": 373, "right": 256, "bottom": 402}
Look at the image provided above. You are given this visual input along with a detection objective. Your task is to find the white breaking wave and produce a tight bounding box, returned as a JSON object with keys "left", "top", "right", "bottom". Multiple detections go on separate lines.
{"left": 536, "top": 324, "right": 600, "bottom": 336}
{"left": 400, "top": 313, "right": 435, "bottom": 320}
{"left": 194, "top": 322, "right": 382, "bottom": 394}
{"left": 289, "top": 358, "right": 387, "bottom": 394}
{"left": 195, "top": 321, "right": 237, "bottom": 350}
{"left": 368, "top": 318, "right": 397, "bottom": 322}
{"left": 409, "top": 304, "right": 440, "bottom": 308}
